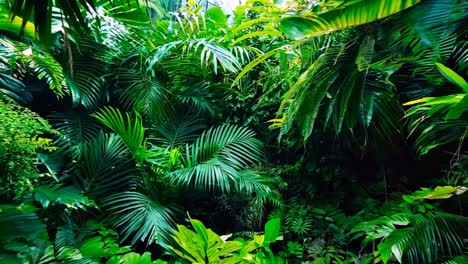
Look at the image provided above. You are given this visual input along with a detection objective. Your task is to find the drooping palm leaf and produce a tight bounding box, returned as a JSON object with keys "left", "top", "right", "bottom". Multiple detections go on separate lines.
{"left": 234, "top": 170, "right": 271, "bottom": 195}
{"left": 443, "top": 255, "right": 468, "bottom": 264}
{"left": 0, "top": 204, "right": 51, "bottom": 264}
{"left": 8, "top": 0, "right": 97, "bottom": 42}
{"left": 0, "top": 5, "right": 35, "bottom": 38}
{"left": 192, "top": 39, "right": 242, "bottom": 74}
{"left": 277, "top": 25, "right": 413, "bottom": 146}
{"left": 0, "top": 73, "right": 31, "bottom": 104}
{"left": 404, "top": 63, "right": 468, "bottom": 155}
{"left": 279, "top": 0, "right": 423, "bottom": 39}
{"left": 66, "top": 40, "right": 110, "bottom": 110}
{"left": 0, "top": 37, "right": 66, "bottom": 96}
{"left": 34, "top": 184, "right": 96, "bottom": 210}
{"left": 174, "top": 81, "right": 220, "bottom": 116}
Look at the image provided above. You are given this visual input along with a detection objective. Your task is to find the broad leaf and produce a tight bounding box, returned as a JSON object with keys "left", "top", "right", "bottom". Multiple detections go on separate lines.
{"left": 279, "top": 0, "right": 422, "bottom": 39}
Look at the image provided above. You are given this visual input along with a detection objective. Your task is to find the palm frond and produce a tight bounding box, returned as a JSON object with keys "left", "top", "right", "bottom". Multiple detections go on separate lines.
{"left": 234, "top": 170, "right": 271, "bottom": 195}
{"left": 443, "top": 255, "right": 468, "bottom": 264}
{"left": 49, "top": 110, "right": 101, "bottom": 158}
{"left": 174, "top": 81, "right": 220, "bottom": 116}
{"left": 279, "top": 0, "right": 422, "bottom": 39}
{"left": 0, "top": 38, "right": 66, "bottom": 96}
{"left": 117, "top": 69, "right": 168, "bottom": 121}
{"left": 7, "top": 0, "right": 109, "bottom": 43}
{"left": 54, "top": 227, "right": 84, "bottom": 261}
{"left": 66, "top": 41, "right": 110, "bottom": 110}
{"left": 279, "top": 36, "right": 347, "bottom": 141}
{"left": 378, "top": 214, "right": 468, "bottom": 263}
{"left": 151, "top": 38, "right": 243, "bottom": 75}
{"left": 150, "top": 116, "right": 207, "bottom": 148}
{"left": 93, "top": 107, "right": 148, "bottom": 165}
{"left": 170, "top": 125, "right": 263, "bottom": 193}
{"left": 75, "top": 132, "right": 137, "bottom": 197}
{"left": 404, "top": 63, "right": 468, "bottom": 155}
{"left": 0, "top": 73, "right": 31, "bottom": 104}
{"left": 191, "top": 39, "right": 242, "bottom": 74}
{"left": 0, "top": 4, "right": 35, "bottom": 38}
{"left": 103, "top": 191, "right": 176, "bottom": 245}
{"left": 406, "top": 117, "right": 467, "bottom": 155}
{"left": 452, "top": 40, "right": 467, "bottom": 73}
{"left": 26, "top": 51, "right": 67, "bottom": 96}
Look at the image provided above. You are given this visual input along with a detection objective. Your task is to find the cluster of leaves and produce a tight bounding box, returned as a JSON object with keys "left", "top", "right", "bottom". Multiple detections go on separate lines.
{"left": 170, "top": 215, "right": 283, "bottom": 263}
{"left": 0, "top": 97, "right": 57, "bottom": 198}
{"left": 0, "top": 203, "right": 165, "bottom": 264}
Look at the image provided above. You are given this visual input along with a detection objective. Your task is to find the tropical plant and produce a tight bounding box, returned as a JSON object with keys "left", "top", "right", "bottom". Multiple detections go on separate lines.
{"left": 404, "top": 63, "right": 468, "bottom": 155}
{"left": 0, "top": 96, "right": 57, "bottom": 199}
{"left": 0, "top": 203, "right": 51, "bottom": 263}
{"left": 351, "top": 186, "right": 468, "bottom": 263}
{"left": 4, "top": 0, "right": 168, "bottom": 44}
{"left": 169, "top": 214, "right": 283, "bottom": 263}
{"left": 0, "top": 37, "right": 66, "bottom": 100}
{"left": 169, "top": 124, "right": 269, "bottom": 193}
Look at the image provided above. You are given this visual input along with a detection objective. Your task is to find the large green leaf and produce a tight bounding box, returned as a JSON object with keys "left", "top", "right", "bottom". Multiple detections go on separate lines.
{"left": 407, "top": 186, "right": 467, "bottom": 200}
{"left": 169, "top": 215, "right": 243, "bottom": 263}
{"left": 435, "top": 62, "right": 468, "bottom": 93}
{"left": 34, "top": 184, "right": 96, "bottom": 210}
{"left": 279, "top": 0, "right": 422, "bottom": 39}
{"left": 106, "top": 252, "right": 166, "bottom": 264}
{"left": 0, "top": 5, "right": 35, "bottom": 38}
{"left": 263, "top": 218, "right": 281, "bottom": 244}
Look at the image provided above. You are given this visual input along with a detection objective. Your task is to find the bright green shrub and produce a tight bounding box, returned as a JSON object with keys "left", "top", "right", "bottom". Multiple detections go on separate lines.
{"left": 0, "top": 97, "right": 57, "bottom": 198}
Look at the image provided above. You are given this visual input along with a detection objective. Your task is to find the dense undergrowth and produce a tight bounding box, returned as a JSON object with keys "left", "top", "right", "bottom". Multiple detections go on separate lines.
{"left": 0, "top": 0, "right": 467, "bottom": 263}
